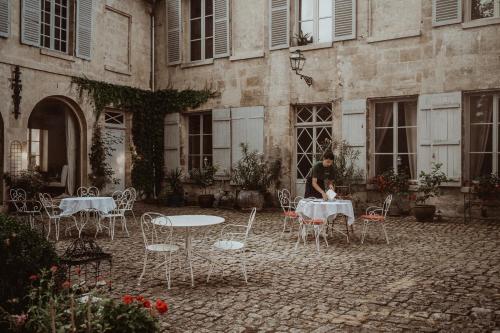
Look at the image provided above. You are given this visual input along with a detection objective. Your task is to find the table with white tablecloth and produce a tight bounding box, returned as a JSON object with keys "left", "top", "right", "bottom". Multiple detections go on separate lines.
{"left": 59, "top": 197, "right": 117, "bottom": 215}
{"left": 295, "top": 199, "right": 355, "bottom": 225}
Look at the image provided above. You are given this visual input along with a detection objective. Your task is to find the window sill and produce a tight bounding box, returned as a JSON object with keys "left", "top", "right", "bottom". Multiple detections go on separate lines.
{"left": 40, "top": 48, "right": 75, "bottom": 62}
{"left": 181, "top": 59, "right": 214, "bottom": 69}
{"left": 462, "top": 17, "right": 500, "bottom": 29}
{"left": 104, "top": 65, "right": 132, "bottom": 76}
{"left": 366, "top": 30, "right": 421, "bottom": 44}
{"left": 289, "top": 42, "right": 332, "bottom": 52}
{"left": 229, "top": 51, "right": 265, "bottom": 61}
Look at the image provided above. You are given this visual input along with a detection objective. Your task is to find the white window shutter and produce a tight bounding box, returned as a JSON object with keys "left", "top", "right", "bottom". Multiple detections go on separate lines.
{"left": 214, "top": 0, "right": 230, "bottom": 58}
{"left": 21, "top": 0, "right": 40, "bottom": 46}
{"left": 167, "top": 0, "right": 181, "bottom": 64}
{"left": 417, "top": 92, "right": 462, "bottom": 185}
{"left": 164, "top": 113, "right": 181, "bottom": 171}
{"left": 269, "top": 0, "right": 289, "bottom": 50}
{"left": 432, "top": 0, "right": 462, "bottom": 27}
{"left": 341, "top": 99, "right": 366, "bottom": 181}
{"left": 76, "top": 0, "right": 93, "bottom": 60}
{"left": 231, "top": 106, "right": 264, "bottom": 164}
{"left": 333, "top": 0, "right": 356, "bottom": 41}
{"left": 212, "top": 108, "right": 231, "bottom": 176}
{"left": 0, "top": 0, "right": 10, "bottom": 38}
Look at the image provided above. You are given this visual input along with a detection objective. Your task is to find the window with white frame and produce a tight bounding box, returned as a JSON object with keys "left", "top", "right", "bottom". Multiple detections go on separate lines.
{"left": 189, "top": 0, "right": 213, "bottom": 61}
{"left": 373, "top": 101, "right": 417, "bottom": 179}
{"left": 468, "top": 93, "right": 500, "bottom": 179}
{"left": 188, "top": 113, "right": 213, "bottom": 171}
{"left": 297, "top": 0, "right": 332, "bottom": 45}
{"left": 470, "top": 0, "right": 500, "bottom": 20}
{"left": 41, "top": 0, "right": 69, "bottom": 53}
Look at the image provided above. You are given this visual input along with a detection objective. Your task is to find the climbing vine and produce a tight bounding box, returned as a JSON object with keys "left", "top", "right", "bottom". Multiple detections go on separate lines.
{"left": 72, "top": 76, "right": 216, "bottom": 197}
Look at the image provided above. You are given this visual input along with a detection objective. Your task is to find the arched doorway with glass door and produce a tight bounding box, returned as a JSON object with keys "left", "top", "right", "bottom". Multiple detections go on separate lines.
{"left": 27, "top": 96, "right": 86, "bottom": 195}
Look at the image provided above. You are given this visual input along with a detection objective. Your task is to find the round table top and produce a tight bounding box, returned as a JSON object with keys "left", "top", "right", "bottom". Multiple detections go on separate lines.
{"left": 61, "top": 196, "right": 114, "bottom": 202}
{"left": 153, "top": 215, "right": 225, "bottom": 227}
{"left": 298, "top": 199, "right": 353, "bottom": 206}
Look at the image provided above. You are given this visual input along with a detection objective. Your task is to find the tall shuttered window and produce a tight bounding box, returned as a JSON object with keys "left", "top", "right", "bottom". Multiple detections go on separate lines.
{"left": 298, "top": 0, "right": 332, "bottom": 44}
{"left": 190, "top": 0, "right": 213, "bottom": 61}
{"left": 41, "top": 0, "right": 69, "bottom": 53}
{"left": 188, "top": 113, "right": 213, "bottom": 171}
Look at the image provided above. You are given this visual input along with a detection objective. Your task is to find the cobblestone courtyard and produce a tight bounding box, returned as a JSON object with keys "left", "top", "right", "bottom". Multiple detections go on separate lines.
{"left": 56, "top": 203, "right": 500, "bottom": 332}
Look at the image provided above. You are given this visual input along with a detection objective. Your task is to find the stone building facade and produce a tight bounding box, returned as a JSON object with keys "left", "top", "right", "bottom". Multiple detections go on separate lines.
{"left": 0, "top": 0, "right": 152, "bottom": 198}
{"left": 154, "top": 0, "right": 500, "bottom": 215}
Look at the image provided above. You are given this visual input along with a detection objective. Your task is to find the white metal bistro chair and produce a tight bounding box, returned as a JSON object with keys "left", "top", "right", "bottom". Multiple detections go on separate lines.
{"left": 77, "top": 186, "right": 99, "bottom": 197}
{"left": 295, "top": 212, "right": 329, "bottom": 253}
{"left": 360, "top": 194, "right": 393, "bottom": 245}
{"left": 138, "top": 213, "right": 180, "bottom": 289}
{"left": 39, "top": 193, "right": 78, "bottom": 241}
{"left": 278, "top": 189, "right": 299, "bottom": 238}
{"left": 207, "top": 208, "right": 257, "bottom": 283}
{"left": 123, "top": 187, "right": 137, "bottom": 224}
{"left": 9, "top": 188, "right": 43, "bottom": 229}
{"left": 97, "top": 195, "right": 130, "bottom": 240}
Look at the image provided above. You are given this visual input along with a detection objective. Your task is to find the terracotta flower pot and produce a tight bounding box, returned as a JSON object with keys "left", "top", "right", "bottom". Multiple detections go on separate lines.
{"left": 412, "top": 204, "right": 436, "bottom": 222}
{"left": 237, "top": 190, "right": 264, "bottom": 211}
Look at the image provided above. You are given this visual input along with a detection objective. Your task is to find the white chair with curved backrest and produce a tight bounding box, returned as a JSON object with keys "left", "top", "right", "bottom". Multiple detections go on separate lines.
{"left": 9, "top": 188, "right": 43, "bottom": 229}
{"left": 97, "top": 193, "right": 130, "bottom": 240}
{"left": 278, "top": 189, "right": 299, "bottom": 238}
{"left": 360, "top": 194, "right": 393, "bottom": 245}
{"left": 123, "top": 187, "right": 137, "bottom": 223}
{"left": 295, "top": 211, "right": 329, "bottom": 254}
{"left": 77, "top": 186, "right": 99, "bottom": 197}
{"left": 207, "top": 208, "right": 257, "bottom": 283}
{"left": 138, "top": 213, "right": 180, "bottom": 289}
{"left": 39, "top": 193, "right": 78, "bottom": 241}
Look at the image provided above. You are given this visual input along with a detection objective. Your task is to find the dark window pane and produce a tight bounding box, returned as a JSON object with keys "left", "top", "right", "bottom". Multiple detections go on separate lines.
{"left": 62, "top": 6, "right": 67, "bottom": 17}
{"left": 55, "top": 28, "right": 60, "bottom": 39}
{"left": 189, "top": 116, "right": 201, "bottom": 134}
{"left": 398, "top": 128, "right": 416, "bottom": 153}
{"left": 205, "top": 16, "right": 213, "bottom": 37}
{"left": 471, "top": 0, "right": 494, "bottom": 20}
{"left": 206, "top": 0, "right": 213, "bottom": 15}
{"left": 375, "top": 128, "right": 393, "bottom": 153}
{"left": 203, "top": 135, "right": 212, "bottom": 155}
{"left": 44, "top": 12, "right": 50, "bottom": 24}
{"left": 470, "top": 95, "right": 493, "bottom": 123}
{"left": 470, "top": 153, "right": 492, "bottom": 179}
{"left": 398, "top": 101, "right": 417, "bottom": 126}
{"left": 54, "top": 39, "right": 60, "bottom": 50}
{"left": 190, "top": 18, "right": 201, "bottom": 40}
{"left": 397, "top": 154, "right": 417, "bottom": 179}
{"left": 61, "top": 41, "right": 66, "bottom": 52}
{"left": 375, "top": 103, "right": 393, "bottom": 127}
{"left": 55, "top": 4, "right": 60, "bottom": 16}
{"left": 205, "top": 37, "right": 213, "bottom": 59}
{"left": 189, "top": 155, "right": 201, "bottom": 171}
{"left": 62, "top": 18, "right": 67, "bottom": 29}
{"left": 189, "top": 135, "right": 201, "bottom": 154}
{"left": 44, "top": 36, "right": 50, "bottom": 47}
{"left": 203, "top": 114, "right": 212, "bottom": 133}
{"left": 375, "top": 155, "right": 394, "bottom": 176}
{"left": 190, "top": 40, "right": 201, "bottom": 61}
{"left": 190, "top": 0, "right": 202, "bottom": 18}
{"left": 470, "top": 124, "right": 492, "bottom": 152}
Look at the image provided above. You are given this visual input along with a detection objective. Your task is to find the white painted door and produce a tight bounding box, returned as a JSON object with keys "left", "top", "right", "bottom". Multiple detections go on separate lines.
{"left": 104, "top": 111, "right": 126, "bottom": 193}
{"left": 294, "top": 105, "right": 333, "bottom": 196}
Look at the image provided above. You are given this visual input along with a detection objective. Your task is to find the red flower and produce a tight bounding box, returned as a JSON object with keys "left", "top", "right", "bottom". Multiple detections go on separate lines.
{"left": 29, "top": 274, "right": 38, "bottom": 281}
{"left": 143, "top": 300, "right": 151, "bottom": 308}
{"left": 122, "top": 295, "right": 133, "bottom": 305}
{"left": 50, "top": 266, "right": 58, "bottom": 273}
{"left": 155, "top": 299, "right": 168, "bottom": 314}
{"left": 62, "top": 281, "right": 71, "bottom": 289}
{"left": 75, "top": 267, "right": 81, "bottom": 275}
{"left": 136, "top": 295, "right": 145, "bottom": 302}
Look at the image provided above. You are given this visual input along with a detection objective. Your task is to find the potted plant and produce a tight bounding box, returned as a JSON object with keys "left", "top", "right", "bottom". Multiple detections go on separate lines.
{"left": 412, "top": 163, "right": 450, "bottom": 222}
{"left": 373, "top": 168, "right": 411, "bottom": 215}
{"left": 163, "top": 168, "right": 184, "bottom": 207}
{"left": 473, "top": 173, "right": 500, "bottom": 217}
{"left": 189, "top": 162, "right": 217, "bottom": 208}
{"left": 293, "top": 30, "right": 313, "bottom": 46}
{"left": 231, "top": 143, "right": 281, "bottom": 211}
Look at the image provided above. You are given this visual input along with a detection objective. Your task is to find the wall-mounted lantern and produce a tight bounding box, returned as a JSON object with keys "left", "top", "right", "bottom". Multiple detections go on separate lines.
{"left": 289, "top": 50, "right": 313, "bottom": 87}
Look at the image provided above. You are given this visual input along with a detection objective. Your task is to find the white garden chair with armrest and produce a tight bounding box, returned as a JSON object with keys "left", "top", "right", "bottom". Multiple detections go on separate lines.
{"left": 278, "top": 189, "right": 299, "bottom": 238}
{"left": 39, "top": 193, "right": 78, "bottom": 241}
{"left": 207, "top": 208, "right": 257, "bottom": 283}
{"left": 10, "top": 188, "right": 43, "bottom": 229}
{"left": 138, "top": 213, "right": 180, "bottom": 289}
{"left": 295, "top": 212, "right": 328, "bottom": 254}
{"left": 361, "top": 194, "right": 393, "bottom": 245}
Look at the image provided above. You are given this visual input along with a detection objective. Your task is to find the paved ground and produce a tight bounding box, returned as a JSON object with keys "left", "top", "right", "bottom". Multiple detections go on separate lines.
{"left": 55, "top": 203, "right": 500, "bottom": 332}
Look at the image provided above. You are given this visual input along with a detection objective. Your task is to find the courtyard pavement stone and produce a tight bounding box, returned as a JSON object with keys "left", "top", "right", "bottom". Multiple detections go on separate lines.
{"left": 54, "top": 203, "right": 500, "bottom": 332}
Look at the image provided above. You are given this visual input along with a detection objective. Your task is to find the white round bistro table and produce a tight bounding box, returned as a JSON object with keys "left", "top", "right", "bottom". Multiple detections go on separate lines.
{"left": 152, "top": 215, "right": 225, "bottom": 287}
{"left": 296, "top": 199, "right": 355, "bottom": 225}
{"left": 59, "top": 196, "right": 117, "bottom": 215}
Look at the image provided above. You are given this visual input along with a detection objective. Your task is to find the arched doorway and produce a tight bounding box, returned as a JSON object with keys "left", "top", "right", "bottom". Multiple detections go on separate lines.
{"left": 28, "top": 97, "right": 86, "bottom": 195}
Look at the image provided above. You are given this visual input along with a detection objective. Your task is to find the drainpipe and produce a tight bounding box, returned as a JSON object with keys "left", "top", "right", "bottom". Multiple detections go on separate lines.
{"left": 150, "top": 1, "right": 156, "bottom": 91}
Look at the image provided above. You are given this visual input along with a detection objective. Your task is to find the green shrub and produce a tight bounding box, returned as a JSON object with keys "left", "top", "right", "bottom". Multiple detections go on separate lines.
{"left": 3, "top": 170, "right": 46, "bottom": 199}
{"left": 0, "top": 214, "right": 58, "bottom": 314}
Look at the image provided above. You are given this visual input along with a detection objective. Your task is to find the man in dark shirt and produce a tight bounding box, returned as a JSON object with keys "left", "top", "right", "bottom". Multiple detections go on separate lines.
{"left": 305, "top": 151, "right": 335, "bottom": 200}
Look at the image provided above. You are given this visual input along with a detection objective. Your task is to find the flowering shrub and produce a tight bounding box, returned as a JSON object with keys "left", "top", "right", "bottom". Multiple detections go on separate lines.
{"left": 415, "top": 163, "right": 450, "bottom": 204}
{"left": 373, "top": 168, "right": 410, "bottom": 196}
{"left": 474, "top": 173, "right": 500, "bottom": 200}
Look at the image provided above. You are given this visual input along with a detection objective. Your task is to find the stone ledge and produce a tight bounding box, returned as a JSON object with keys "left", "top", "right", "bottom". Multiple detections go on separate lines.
{"left": 366, "top": 30, "right": 421, "bottom": 44}
{"left": 40, "top": 48, "right": 75, "bottom": 62}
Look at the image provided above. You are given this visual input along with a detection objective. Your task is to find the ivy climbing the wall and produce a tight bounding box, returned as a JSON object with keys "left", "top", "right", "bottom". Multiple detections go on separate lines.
{"left": 72, "top": 77, "right": 216, "bottom": 197}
